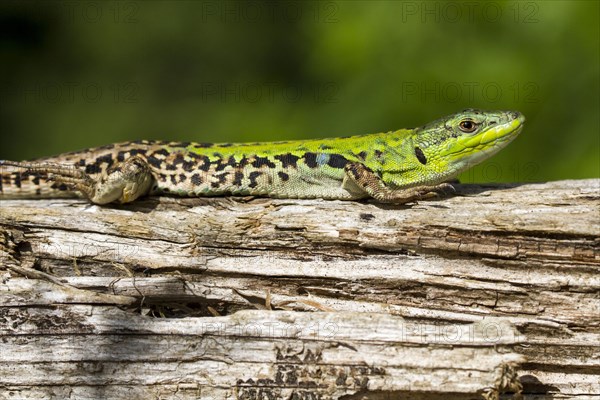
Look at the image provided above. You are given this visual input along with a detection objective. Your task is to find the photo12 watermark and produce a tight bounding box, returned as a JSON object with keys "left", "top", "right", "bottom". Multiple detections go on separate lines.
{"left": 199, "top": 1, "right": 339, "bottom": 23}
{"left": 398, "top": 1, "right": 540, "bottom": 24}
{"left": 460, "top": 161, "right": 540, "bottom": 183}
{"left": 200, "top": 320, "right": 340, "bottom": 340}
{"left": 400, "top": 320, "right": 524, "bottom": 344}
{"left": 199, "top": 81, "right": 340, "bottom": 104}
{"left": 195, "top": 318, "right": 522, "bottom": 345}
{"left": 8, "top": 1, "right": 142, "bottom": 24}
{"left": 60, "top": 1, "right": 140, "bottom": 24}
{"left": 0, "top": 81, "right": 140, "bottom": 104}
{"left": 31, "top": 241, "right": 140, "bottom": 261}
{"left": 399, "top": 81, "right": 540, "bottom": 104}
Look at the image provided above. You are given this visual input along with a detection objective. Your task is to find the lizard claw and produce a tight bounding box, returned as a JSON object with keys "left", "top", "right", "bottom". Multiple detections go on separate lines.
{"left": 417, "top": 183, "right": 455, "bottom": 201}
{"left": 439, "top": 182, "right": 456, "bottom": 194}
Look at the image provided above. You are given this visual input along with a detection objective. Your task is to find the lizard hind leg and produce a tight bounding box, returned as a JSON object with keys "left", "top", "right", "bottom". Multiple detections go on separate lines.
{"left": 1, "top": 156, "right": 154, "bottom": 204}
{"left": 343, "top": 162, "right": 454, "bottom": 204}
{"left": 91, "top": 155, "right": 154, "bottom": 204}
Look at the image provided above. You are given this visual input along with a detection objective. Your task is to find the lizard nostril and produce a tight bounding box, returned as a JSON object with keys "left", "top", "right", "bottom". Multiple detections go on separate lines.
{"left": 511, "top": 112, "right": 519, "bottom": 120}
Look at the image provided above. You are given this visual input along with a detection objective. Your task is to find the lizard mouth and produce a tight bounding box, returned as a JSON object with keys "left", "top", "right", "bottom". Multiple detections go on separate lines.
{"left": 461, "top": 115, "right": 524, "bottom": 150}
{"left": 481, "top": 116, "right": 524, "bottom": 146}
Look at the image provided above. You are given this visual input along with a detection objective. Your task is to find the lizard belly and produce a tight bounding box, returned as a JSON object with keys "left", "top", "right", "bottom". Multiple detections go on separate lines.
{"left": 150, "top": 163, "right": 362, "bottom": 200}
{"left": 263, "top": 165, "right": 362, "bottom": 199}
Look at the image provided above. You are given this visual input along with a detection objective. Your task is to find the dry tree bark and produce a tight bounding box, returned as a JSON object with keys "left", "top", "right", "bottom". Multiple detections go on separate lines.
{"left": 0, "top": 179, "right": 598, "bottom": 399}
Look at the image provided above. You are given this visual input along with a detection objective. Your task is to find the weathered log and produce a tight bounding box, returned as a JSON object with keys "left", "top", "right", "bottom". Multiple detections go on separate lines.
{"left": 1, "top": 179, "right": 598, "bottom": 399}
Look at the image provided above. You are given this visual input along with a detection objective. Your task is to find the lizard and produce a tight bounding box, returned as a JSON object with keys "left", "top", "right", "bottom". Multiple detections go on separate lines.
{"left": 0, "top": 109, "right": 524, "bottom": 205}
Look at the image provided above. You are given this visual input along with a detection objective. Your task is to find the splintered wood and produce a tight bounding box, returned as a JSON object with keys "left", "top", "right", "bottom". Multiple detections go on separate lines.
{"left": 1, "top": 179, "right": 598, "bottom": 399}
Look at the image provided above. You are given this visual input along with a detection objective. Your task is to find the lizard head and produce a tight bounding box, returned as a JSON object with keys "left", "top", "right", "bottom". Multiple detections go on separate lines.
{"left": 411, "top": 109, "right": 525, "bottom": 183}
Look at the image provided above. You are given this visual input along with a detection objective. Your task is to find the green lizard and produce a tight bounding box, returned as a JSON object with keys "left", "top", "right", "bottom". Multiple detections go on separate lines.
{"left": 0, "top": 109, "right": 524, "bottom": 205}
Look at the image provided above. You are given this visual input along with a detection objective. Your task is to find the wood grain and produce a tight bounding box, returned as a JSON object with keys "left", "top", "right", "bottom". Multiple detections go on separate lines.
{"left": 1, "top": 179, "right": 598, "bottom": 399}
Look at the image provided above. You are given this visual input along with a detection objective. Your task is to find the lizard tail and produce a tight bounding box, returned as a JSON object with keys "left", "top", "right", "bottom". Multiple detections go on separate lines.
{"left": 0, "top": 161, "right": 81, "bottom": 200}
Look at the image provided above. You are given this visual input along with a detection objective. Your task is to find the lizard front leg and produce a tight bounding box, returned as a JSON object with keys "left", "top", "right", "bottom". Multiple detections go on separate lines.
{"left": 343, "top": 162, "right": 454, "bottom": 204}
{"left": 1, "top": 156, "right": 153, "bottom": 204}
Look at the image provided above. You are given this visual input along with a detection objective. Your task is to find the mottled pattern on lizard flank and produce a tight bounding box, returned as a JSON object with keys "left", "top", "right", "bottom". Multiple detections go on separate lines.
{"left": 0, "top": 109, "right": 525, "bottom": 204}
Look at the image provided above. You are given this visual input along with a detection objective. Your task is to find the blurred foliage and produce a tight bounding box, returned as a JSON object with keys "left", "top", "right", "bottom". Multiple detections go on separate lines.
{"left": 0, "top": 0, "right": 598, "bottom": 183}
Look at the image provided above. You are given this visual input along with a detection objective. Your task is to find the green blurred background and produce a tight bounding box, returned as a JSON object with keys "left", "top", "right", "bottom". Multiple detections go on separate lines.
{"left": 0, "top": 0, "right": 598, "bottom": 183}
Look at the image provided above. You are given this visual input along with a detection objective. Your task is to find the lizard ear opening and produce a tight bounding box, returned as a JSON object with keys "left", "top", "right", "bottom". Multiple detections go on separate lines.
{"left": 414, "top": 147, "right": 427, "bottom": 165}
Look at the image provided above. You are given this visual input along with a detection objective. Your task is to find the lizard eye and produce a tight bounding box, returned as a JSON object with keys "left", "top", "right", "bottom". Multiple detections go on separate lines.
{"left": 458, "top": 119, "right": 477, "bottom": 133}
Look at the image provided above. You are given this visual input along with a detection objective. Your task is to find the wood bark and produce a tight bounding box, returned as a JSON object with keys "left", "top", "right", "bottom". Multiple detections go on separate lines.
{"left": 0, "top": 179, "right": 598, "bottom": 399}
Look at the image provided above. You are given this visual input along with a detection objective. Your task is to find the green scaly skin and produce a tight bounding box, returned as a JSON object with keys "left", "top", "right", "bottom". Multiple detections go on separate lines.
{"left": 0, "top": 109, "right": 524, "bottom": 205}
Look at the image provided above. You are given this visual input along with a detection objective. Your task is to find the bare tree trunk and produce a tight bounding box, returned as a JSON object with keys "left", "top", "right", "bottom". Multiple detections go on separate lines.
{"left": 1, "top": 179, "right": 598, "bottom": 399}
